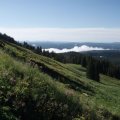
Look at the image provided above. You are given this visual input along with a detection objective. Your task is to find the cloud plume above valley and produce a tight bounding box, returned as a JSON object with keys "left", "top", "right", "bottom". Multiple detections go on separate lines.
{"left": 44, "top": 45, "right": 109, "bottom": 53}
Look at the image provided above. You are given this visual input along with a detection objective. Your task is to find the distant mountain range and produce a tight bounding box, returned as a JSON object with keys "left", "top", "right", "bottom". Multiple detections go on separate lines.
{"left": 29, "top": 41, "right": 120, "bottom": 49}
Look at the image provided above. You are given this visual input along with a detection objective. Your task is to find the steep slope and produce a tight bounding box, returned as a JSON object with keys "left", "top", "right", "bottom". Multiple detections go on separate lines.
{"left": 0, "top": 50, "right": 84, "bottom": 120}
{"left": 0, "top": 39, "right": 120, "bottom": 120}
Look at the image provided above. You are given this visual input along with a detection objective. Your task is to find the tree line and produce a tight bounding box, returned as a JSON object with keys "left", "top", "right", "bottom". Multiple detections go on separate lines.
{"left": 51, "top": 52, "right": 120, "bottom": 82}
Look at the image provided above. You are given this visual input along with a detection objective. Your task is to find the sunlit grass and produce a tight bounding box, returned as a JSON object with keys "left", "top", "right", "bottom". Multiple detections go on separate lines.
{"left": 0, "top": 40, "right": 120, "bottom": 119}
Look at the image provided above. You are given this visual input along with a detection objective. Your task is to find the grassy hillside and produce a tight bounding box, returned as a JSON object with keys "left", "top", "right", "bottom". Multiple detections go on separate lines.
{"left": 0, "top": 50, "right": 84, "bottom": 120}
{"left": 67, "top": 64, "right": 120, "bottom": 115}
{"left": 0, "top": 39, "right": 120, "bottom": 120}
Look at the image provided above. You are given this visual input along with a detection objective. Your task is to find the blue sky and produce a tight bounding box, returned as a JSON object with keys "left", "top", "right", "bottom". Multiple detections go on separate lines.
{"left": 0, "top": 0, "right": 120, "bottom": 42}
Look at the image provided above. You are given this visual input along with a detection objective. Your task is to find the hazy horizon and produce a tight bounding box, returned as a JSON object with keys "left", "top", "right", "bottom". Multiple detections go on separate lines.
{"left": 28, "top": 40, "right": 120, "bottom": 43}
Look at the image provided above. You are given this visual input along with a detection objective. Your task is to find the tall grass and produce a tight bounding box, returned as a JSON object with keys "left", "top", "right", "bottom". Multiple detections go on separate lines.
{"left": 0, "top": 51, "right": 84, "bottom": 120}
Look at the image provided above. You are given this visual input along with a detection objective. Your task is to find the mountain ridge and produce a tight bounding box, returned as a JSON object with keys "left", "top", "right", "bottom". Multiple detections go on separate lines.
{"left": 0, "top": 34, "right": 120, "bottom": 120}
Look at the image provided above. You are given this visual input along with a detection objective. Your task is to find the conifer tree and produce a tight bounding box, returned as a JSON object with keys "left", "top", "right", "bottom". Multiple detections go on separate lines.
{"left": 81, "top": 56, "right": 87, "bottom": 67}
{"left": 86, "top": 58, "right": 100, "bottom": 82}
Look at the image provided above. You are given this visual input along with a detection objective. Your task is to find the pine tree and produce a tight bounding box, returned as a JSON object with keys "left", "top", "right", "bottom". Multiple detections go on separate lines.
{"left": 94, "top": 62, "right": 100, "bottom": 82}
{"left": 81, "top": 56, "right": 87, "bottom": 67}
{"left": 86, "top": 59, "right": 100, "bottom": 82}
{"left": 86, "top": 59, "right": 94, "bottom": 79}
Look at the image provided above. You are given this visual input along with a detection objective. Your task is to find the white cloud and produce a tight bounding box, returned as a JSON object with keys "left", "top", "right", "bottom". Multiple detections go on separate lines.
{"left": 44, "top": 45, "right": 109, "bottom": 53}
{"left": 0, "top": 28, "right": 120, "bottom": 42}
